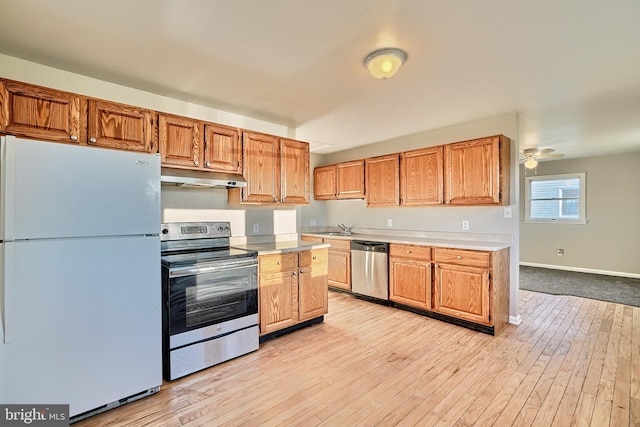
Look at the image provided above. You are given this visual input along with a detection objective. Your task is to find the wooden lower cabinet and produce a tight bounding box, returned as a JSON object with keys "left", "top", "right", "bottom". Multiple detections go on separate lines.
{"left": 324, "top": 238, "right": 351, "bottom": 291}
{"left": 389, "top": 244, "right": 432, "bottom": 310}
{"left": 433, "top": 247, "right": 510, "bottom": 334}
{"left": 258, "top": 248, "right": 328, "bottom": 336}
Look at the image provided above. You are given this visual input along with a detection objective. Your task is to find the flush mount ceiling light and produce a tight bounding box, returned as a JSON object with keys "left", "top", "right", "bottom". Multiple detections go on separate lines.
{"left": 363, "top": 47, "right": 407, "bottom": 80}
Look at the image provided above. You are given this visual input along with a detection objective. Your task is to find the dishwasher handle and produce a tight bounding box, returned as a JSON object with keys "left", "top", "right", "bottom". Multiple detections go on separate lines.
{"left": 350, "top": 240, "right": 389, "bottom": 253}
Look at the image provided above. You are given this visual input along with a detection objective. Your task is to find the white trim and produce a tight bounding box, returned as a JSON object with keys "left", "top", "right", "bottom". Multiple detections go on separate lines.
{"left": 519, "top": 262, "right": 640, "bottom": 279}
{"left": 509, "top": 315, "right": 522, "bottom": 325}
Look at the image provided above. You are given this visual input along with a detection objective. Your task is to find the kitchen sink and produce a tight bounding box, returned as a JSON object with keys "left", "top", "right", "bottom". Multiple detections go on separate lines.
{"left": 315, "top": 232, "right": 352, "bottom": 236}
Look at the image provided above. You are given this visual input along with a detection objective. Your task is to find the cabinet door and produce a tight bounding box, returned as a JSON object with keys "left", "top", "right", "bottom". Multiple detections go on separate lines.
{"left": 400, "top": 146, "right": 443, "bottom": 205}
{"left": 327, "top": 250, "right": 351, "bottom": 290}
{"left": 0, "top": 80, "right": 81, "bottom": 143}
{"left": 314, "top": 165, "right": 337, "bottom": 200}
{"left": 259, "top": 271, "right": 298, "bottom": 334}
{"left": 87, "top": 99, "right": 156, "bottom": 153}
{"left": 299, "top": 265, "right": 328, "bottom": 320}
{"left": 444, "top": 136, "right": 508, "bottom": 205}
{"left": 337, "top": 160, "right": 365, "bottom": 199}
{"left": 158, "top": 113, "right": 201, "bottom": 168}
{"left": 389, "top": 257, "right": 432, "bottom": 310}
{"left": 238, "top": 131, "right": 280, "bottom": 203}
{"left": 433, "top": 263, "right": 490, "bottom": 325}
{"left": 365, "top": 154, "right": 399, "bottom": 207}
{"left": 280, "top": 138, "right": 309, "bottom": 204}
{"left": 203, "top": 123, "right": 241, "bottom": 173}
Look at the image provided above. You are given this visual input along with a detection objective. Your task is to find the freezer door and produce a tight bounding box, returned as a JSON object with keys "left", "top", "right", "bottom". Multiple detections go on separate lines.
{"left": 0, "top": 236, "right": 162, "bottom": 417}
{"left": 1, "top": 136, "right": 160, "bottom": 240}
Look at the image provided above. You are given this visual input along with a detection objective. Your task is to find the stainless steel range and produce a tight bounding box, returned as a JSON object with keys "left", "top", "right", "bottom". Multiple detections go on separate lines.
{"left": 161, "top": 222, "right": 258, "bottom": 380}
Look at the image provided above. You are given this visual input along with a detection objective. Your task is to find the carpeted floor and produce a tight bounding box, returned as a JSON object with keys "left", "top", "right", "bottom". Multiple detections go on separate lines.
{"left": 519, "top": 266, "right": 640, "bottom": 307}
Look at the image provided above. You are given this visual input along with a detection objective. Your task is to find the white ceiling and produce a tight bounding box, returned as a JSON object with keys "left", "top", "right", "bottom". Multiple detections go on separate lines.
{"left": 1, "top": 0, "right": 639, "bottom": 159}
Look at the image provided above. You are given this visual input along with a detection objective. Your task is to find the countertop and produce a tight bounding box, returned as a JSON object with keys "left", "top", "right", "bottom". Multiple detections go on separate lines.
{"left": 234, "top": 240, "right": 330, "bottom": 256}
{"left": 300, "top": 232, "right": 511, "bottom": 251}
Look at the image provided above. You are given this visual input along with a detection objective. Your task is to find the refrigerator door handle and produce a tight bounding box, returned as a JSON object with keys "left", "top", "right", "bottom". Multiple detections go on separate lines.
{"left": 0, "top": 244, "right": 12, "bottom": 343}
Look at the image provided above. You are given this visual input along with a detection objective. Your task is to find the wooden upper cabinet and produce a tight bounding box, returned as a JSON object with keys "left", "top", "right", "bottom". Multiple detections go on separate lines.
{"left": 0, "top": 79, "right": 81, "bottom": 143}
{"left": 365, "top": 154, "right": 400, "bottom": 207}
{"left": 400, "top": 146, "right": 443, "bottom": 206}
{"left": 337, "top": 160, "right": 365, "bottom": 199}
{"left": 158, "top": 113, "right": 201, "bottom": 168}
{"left": 280, "top": 138, "right": 309, "bottom": 204}
{"left": 87, "top": 99, "right": 156, "bottom": 153}
{"left": 314, "top": 165, "right": 337, "bottom": 200}
{"left": 233, "top": 131, "right": 280, "bottom": 203}
{"left": 203, "top": 123, "right": 241, "bottom": 174}
{"left": 444, "top": 135, "right": 510, "bottom": 205}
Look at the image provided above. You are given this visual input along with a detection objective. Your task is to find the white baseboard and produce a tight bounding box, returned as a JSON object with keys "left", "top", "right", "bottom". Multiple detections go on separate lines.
{"left": 509, "top": 315, "right": 522, "bottom": 325}
{"left": 519, "top": 262, "right": 640, "bottom": 279}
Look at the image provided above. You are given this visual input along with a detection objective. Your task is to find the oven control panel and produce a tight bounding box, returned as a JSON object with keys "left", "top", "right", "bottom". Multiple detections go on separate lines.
{"left": 161, "top": 222, "right": 232, "bottom": 241}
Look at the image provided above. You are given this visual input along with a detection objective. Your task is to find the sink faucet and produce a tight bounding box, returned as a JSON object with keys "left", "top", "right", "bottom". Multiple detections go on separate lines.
{"left": 337, "top": 224, "right": 352, "bottom": 234}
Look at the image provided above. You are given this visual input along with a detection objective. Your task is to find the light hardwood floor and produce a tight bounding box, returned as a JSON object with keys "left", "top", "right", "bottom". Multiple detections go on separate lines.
{"left": 76, "top": 290, "right": 639, "bottom": 426}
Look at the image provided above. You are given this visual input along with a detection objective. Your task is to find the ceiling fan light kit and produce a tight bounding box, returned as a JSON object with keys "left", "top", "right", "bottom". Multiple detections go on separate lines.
{"left": 363, "top": 47, "right": 407, "bottom": 80}
{"left": 520, "top": 147, "right": 564, "bottom": 169}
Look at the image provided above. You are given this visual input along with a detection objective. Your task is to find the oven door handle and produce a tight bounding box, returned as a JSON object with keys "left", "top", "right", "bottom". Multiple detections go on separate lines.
{"left": 169, "top": 259, "right": 257, "bottom": 278}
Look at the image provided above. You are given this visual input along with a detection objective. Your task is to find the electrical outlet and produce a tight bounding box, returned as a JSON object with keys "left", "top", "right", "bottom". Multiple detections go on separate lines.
{"left": 557, "top": 249, "right": 564, "bottom": 256}
{"left": 504, "top": 207, "right": 512, "bottom": 218}
{"left": 310, "top": 219, "right": 316, "bottom": 226}
{"left": 462, "top": 220, "right": 469, "bottom": 230}
{"left": 387, "top": 219, "right": 393, "bottom": 227}
{"left": 253, "top": 223, "right": 259, "bottom": 233}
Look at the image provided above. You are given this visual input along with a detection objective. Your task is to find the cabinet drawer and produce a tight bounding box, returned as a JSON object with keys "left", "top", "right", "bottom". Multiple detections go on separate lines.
{"left": 259, "top": 252, "right": 297, "bottom": 273}
{"left": 299, "top": 248, "right": 328, "bottom": 267}
{"left": 324, "top": 238, "right": 350, "bottom": 252}
{"left": 389, "top": 244, "right": 431, "bottom": 260}
{"left": 433, "top": 248, "right": 490, "bottom": 268}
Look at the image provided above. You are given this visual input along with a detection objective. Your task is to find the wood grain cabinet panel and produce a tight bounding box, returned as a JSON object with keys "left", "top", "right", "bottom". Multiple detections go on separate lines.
{"left": 400, "top": 146, "right": 443, "bottom": 205}
{"left": 314, "top": 165, "right": 337, "bottom": 200}
{"left": 433, "top": 263, "right": 490, "bottom": 325}
{"left": 444, "top": 135, "right": 510, "bottom": 205}
{"left": 280, "top": 138, "right": 310, "bottom": 204}
{"left": 232, "top": 131, "right": 280, "bottom": 203}
{"left": 259, "top": 270, "right": 298, "bottom": 334}
{"left": 259, "top": 250, "right": 328, "bottom": 335}
{"left": 389, "top": 244, "right": 432, "bottom": 310}
{"left": 324, "top": 238, "right": 351, "bottom": 291}
{"left": 298, "top": 248, "right": 328, "bottom": 321}
{"left": 0, "top": 79, "right": 81, "bottom": 143}
{"left": 203, "top": 123, "right": 241, "bottom": 174}
{"left": 87, "top": 99, "right": 156, "bottom": 153}
{"left": 337, "top": 160, "right": 365, "bottom": 199}
{"left": 365, "top": 154, "right": 400, "bottom": 207}
{"left": 158, "top": 113, "right": 201, "bottom": 167}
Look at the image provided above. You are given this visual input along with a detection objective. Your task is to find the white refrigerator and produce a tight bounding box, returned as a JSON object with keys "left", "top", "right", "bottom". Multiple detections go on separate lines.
{"left": 0, "top": 136, "right": 162, "bottom": 420}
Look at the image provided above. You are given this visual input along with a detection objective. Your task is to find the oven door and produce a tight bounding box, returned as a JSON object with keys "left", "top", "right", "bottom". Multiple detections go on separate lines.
{"left": 165, "top": 258, "right": 257, "bottom": 338}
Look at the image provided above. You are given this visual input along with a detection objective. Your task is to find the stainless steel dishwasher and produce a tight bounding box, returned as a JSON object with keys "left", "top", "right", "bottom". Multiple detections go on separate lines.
{"left": 350, "top": 240, "right": 389, "bottom": 300}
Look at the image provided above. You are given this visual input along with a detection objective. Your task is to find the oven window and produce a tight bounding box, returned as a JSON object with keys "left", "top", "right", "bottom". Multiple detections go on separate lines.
{"left": 168, "top": 265, "right": 257, "bottom": 335}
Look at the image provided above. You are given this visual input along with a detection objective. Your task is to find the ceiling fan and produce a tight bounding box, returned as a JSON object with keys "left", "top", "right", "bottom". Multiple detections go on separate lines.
{"left": 520, "top": 147, "right": 565, "bottom": 169}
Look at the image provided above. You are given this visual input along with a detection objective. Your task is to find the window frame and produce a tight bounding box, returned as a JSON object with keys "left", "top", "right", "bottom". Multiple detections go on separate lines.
{"left": 524, "top": 172, "right": 587, "bottom": 224}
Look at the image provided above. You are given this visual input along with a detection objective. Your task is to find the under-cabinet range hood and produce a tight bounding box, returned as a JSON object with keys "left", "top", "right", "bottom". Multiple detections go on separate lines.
{"left": 160, "top": 167, "right": 246, "bottom": 188}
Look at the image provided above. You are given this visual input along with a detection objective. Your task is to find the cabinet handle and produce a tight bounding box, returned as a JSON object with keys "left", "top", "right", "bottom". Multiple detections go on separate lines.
{"left": 299, "top": 269, "right": 305, "bottom": 274}
{"left": 277, "top": 261, "right": 281, "bottom": 265}
{"left": 292, "top": 271, "right": 297, "bottom": 276}
{"left": 406, "top": 250, "right": 412, "bottom": 254}
{"left": 70, "top": 135, "right": 78, "bottom": 141}
{"left": 457, "top": 256, "right": 462, "bottom": 259}
{"left": 194, "top": 160, "right": 199, "bottom": 166}
{"left": 206, "top": 162, "right": 211, "bottom": 167}
{"left": 312, "top": 256, "right": 317, "bottom": 260}
{"left": 89, "top": 137, "right": 97, "bottom": 144}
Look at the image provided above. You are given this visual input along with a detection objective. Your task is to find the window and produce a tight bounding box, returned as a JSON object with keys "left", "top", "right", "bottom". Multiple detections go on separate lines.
{"left": 525, "top": 173, "right": 586, "bottom": 223}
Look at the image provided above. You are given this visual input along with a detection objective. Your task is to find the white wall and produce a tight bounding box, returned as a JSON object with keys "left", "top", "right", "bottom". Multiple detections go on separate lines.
{"left": 0, "top": 54, "right": 299, "bottom": 238}
{"left": 303, "top": 113, "right": 522, "bottom": 321}
{"left": 519, "top": 151, "right": 640, "bottom": 277}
